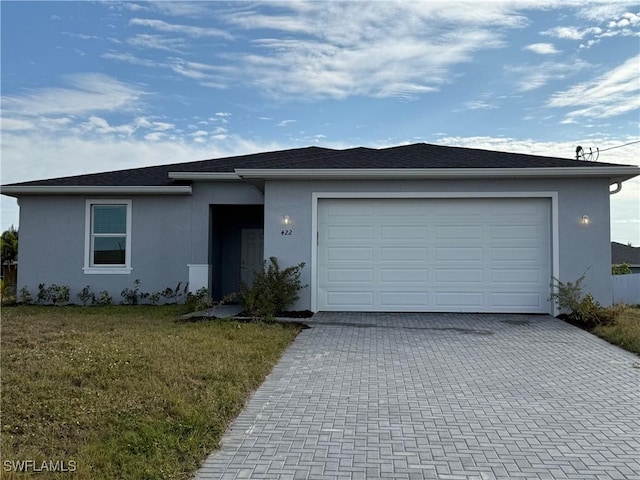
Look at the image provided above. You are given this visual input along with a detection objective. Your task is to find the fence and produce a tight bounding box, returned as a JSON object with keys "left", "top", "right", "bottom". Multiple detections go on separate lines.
{"left": 612, "top": 273, "right": 640, "bottom": 305}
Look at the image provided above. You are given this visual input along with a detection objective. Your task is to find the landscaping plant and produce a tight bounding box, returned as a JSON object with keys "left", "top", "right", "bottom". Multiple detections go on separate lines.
{"left": 240, "top": 257, "right": 306, "bottom": 321}
{"left": 549, "top": 273, "right": 619, "bottom": 328}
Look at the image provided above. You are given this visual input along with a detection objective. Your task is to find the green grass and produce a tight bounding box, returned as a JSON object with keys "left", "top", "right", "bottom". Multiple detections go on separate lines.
{"left": 592, "top": 306, "right": 640, "bottom": 355}
{"left": 0, "top": 305, "right": 301, "bottom": 479}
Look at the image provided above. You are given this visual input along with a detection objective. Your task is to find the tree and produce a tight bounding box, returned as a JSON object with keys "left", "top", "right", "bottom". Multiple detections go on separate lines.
{"left": 1, "top": 226, "right": 18, "bottom": 264}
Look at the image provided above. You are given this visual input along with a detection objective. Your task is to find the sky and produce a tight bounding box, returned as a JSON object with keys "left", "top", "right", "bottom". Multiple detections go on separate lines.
{"left": 1, "top": 0, "right": 639, "bottom": 244}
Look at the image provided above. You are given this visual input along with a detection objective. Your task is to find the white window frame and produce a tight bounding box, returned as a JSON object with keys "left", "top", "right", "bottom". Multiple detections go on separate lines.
{"left": 83, "top": 199, "right": 132, "bottom": 274}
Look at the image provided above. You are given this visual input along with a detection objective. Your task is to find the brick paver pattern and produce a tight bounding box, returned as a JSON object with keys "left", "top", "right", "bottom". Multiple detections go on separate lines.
{"left": 195, "top": 313, "right": 640, "bottom": 480}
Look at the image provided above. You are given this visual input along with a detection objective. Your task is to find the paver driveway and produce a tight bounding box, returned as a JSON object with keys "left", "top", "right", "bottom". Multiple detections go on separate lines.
{"left": 195, "top": 313, "right": 639, "bottom": 480}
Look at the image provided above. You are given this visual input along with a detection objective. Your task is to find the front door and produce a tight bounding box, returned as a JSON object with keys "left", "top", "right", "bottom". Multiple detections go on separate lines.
{"left": 240, "top": 229, "right": 264, "bottom": 286}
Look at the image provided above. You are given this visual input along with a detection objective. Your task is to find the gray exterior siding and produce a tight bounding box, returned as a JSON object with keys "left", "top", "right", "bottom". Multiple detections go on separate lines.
{"left": 263, "top": 178, "right": 612, "bottom": 312}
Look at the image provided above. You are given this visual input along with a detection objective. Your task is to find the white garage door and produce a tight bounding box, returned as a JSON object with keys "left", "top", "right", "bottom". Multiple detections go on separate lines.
{"left": 317, "top": 198, "right": 551, "bottom": 313}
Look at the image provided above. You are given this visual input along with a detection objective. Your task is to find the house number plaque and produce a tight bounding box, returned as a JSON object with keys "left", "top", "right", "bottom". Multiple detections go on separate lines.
{"left": 281, "top": 229, "right": 293, "bottom": 236}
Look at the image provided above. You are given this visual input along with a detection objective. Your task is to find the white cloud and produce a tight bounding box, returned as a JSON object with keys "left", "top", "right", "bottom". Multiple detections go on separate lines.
{"left": 524, "top": 43, "right": 559, "bottom": 55}
{"left": 145, "top": 1, "right": 214, "bottom": 18}
{"left": 547, "top": 55, "right": 640, "bottom": 121}
{"left": 541, "top": 26, "right": 601, "bottom": 40}
{"left": 277, "top": 120, "right": 296, "bottom": 127}
{"left": 129, "top": 18, "right": 233, "bottom": 39}
{"left": 508, "top": 59, "right": 590, "bottom": 92}
{"left": 221, "top": 2, "right": 518, "bottom": 99}
{"left": 0, "top": 118, "right": 35, "bottom": 131}
{"left": 2, "top": 73, "right": 144, "bottom": 117}
{"left": 102, "top": 51, "right": 163, "bottom": 68}
{"left": 127, "top": 33, "right": 186, "bottom": 52}
{"left": 464, "top": 101, "right": 497, "bottom": 110}
{"left": 80, "top": 116, "right": 136, "bottom": 136}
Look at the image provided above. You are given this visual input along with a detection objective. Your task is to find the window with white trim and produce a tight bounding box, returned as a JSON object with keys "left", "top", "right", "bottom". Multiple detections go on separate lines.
{"left": 84, "top": 200, "right": 132, "bottom": 274}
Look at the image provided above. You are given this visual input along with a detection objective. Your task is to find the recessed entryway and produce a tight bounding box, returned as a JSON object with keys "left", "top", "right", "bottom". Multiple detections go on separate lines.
{"left": 210, "top": 204, "right": 263, "bottom": 300}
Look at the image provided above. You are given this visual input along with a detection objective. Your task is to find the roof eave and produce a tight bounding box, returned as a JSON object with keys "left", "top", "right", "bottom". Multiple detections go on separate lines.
{"left": 0, "top": 185, "right": 193, "bottom": 197}
{"left": 168, "top": 172, "right": 240, "bottom": 180}
{"left": 233, "top": 167, "right": 640, "bottom": 183}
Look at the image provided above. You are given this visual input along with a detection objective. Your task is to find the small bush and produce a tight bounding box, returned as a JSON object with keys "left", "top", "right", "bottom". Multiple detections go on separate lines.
{"left": 96, "top": 290, "right": 113, "bottom": 306}
{"left": 612, "top": 263, "right": 632, "bottom": 275}
{"left": 77, "top": 285, "right": 96, "bottom": 306}
{"left": 158, "top": 281, "right": 188, "bottom": 304}
{"left": 121, "top": 279, "right": 148, "bottom": 305}
{"left": 185, "top": 288, "right": 238, "bottom": 312}
{"left": 19, "top": 286, "right": 32, "bottom": 304}
{"left": 549, "top": 273, "right": 617, "bottom": 328}
{"left": 240, "top": 257, "right": 306, "bottom": 321}
{"left": 36, "top": 283, "right": 70, "bottom": 305}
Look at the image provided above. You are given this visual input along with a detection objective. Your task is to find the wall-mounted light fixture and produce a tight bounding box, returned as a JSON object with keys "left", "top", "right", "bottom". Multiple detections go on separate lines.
{"left": 581, "top": 215, "right": 590, "bottom": 225}
{"left": 283, "top": 215, "right": 290, "bottom": 225}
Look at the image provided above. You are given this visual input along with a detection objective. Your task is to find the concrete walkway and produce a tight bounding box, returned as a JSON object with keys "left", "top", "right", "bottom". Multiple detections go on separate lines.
{"left": 195, "top": 313, "right": 640, "bottom": 480}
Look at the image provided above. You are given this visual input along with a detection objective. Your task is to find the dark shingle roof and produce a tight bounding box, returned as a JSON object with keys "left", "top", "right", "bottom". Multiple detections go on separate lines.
{"left": 612, "top": 242, "right": 640, "bottom": 265}
{"left": 2, "top": 143, "right": 631, "bottom": 188}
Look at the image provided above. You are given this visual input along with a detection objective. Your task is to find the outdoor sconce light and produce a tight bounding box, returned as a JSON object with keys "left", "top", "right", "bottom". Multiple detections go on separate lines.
{"left": 581, "top": 215, "right": 590, "bottom": 225}
{"left": 283, "top": 215, "right": 290, "bottom": 225}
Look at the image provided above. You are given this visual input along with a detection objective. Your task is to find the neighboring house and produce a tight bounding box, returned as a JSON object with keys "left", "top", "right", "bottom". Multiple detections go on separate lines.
{"left": 2, "top": 143, "right": 639, "bottom": 314}
{"left": 611, "top": 242, "right": 640, "bottom": 273}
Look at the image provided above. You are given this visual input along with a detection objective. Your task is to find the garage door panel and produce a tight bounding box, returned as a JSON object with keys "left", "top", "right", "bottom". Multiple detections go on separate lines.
{"left": 435, "top": 292, "right": 484, "bottom": 307}
{"left": 436, "top": 269, "right": 483, "bottom": 283}
{"left": 491, "top": 293, "right": 544, "bottom": 308}
{"left": 491, "top": 247, "right": 541, "bottom": 261}
{"left": 380, "top": 292, "right": 429, "bottom": 306}
{"left": 327, "top": 225, "right": 373, "bottom": 240}
{"left": 380, "top": 225, "right": 428, "bottom": 240}
{"left": 491, "top": 269, "right": 542, "bottom": 283}
{"left": 326, "top": 247, "right": 373, "bottom": 261}
{"left": 318, "top": 198, "right": 550, "bottom": 313}
{"left": 434, "top": 225, "right": 483, "bottom": 240}
{"left": 381, "top": 269, "right": 429, "bottom": 283}
{"left": 326, "top": 269, "right": 374, "bottom": 283}
{"left": 435, "top": 247, "right": 484, "bottom": 261}
{"left": 325, "top": 291, "right": 374, "bottom": 306}
{"left": 381, "top": 247, "right": 428, "bottom": 261}
{"left": 490, "top": 225, "right": 542, "bottom": 240}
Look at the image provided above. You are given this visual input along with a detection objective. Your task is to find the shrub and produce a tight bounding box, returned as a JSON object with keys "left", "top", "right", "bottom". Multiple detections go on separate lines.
{"left": 36, "top": 283, "right": 70, "bottom": 305}
{"left": 96, "top": 290, "right": 112, "bottom": 306}
{"left": 549, "top": 273, "right": 617, "bottom": 328}
{"left": 0, "top": 279, "right": 16, "bottom": 305}
{"left": 240, "top": 257, "right": 306, "bottom": 321}
{"left": 49, "top": 284, "right": 70, "bottom": 305}
{"left": 77, "top": 285, "right": 96, "bottom": 306}
{"left": 185, "top": 288, "right": 238, "bottom": 312}
{"left": 121, "top": 279, "right": 148, "bottom": 305}
{"left": 612, "top": 263, "right": 632, "bottom": 275}
{"left": 158, "top": 281, "right": 188, "bottom": 304}
{"left": 19, "top": 286, "right": 32, "bottom": 304}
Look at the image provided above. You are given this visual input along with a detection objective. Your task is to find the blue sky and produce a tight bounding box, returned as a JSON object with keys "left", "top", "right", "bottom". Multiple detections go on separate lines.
{"left": 1, "top": 1, "right": 639, "bottom": 244}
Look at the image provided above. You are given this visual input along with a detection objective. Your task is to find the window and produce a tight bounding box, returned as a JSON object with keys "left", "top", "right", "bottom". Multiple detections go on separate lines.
{"left": 84, "top": 200, "right": 132, "bottom": 274}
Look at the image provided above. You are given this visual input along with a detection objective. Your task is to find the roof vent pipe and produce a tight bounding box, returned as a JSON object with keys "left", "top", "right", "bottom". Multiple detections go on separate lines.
{"left": 610, "top": 182, "right": 622, "bottom": 195}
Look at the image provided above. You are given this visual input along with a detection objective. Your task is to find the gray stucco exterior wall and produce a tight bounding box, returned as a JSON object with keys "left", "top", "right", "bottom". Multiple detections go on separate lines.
{"left": 15, "top": 176, "right": 612, "bottom": 313}
{"left": 17, "top": 181, "right": 264, "bottom": 303}
{"left": 18, "top": 195, "right": 192, "bottom": 301}
{"left": 263, "top": 178, "right": 613, "bottom": 312}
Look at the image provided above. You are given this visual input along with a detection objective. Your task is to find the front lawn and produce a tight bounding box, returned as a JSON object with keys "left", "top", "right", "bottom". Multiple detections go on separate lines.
{"left": 0, "top": 306, "right": 301, "bottom": 479}
{"left": 592, "top": 306, "right": 640, "bottom": 355}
